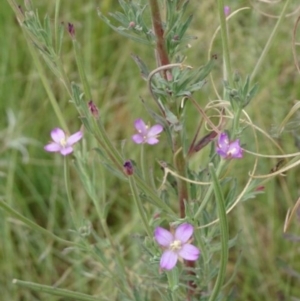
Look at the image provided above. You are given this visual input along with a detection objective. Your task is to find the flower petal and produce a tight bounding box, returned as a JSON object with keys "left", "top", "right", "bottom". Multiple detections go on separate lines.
{"left": 44, "top": 142, "right": 61, "bottom": 152}
{"left": 60, "top": 146, "right": 73, "bottom": 156}
{"left": 134, "top": 119, "right": 147, "bottom": 134}
{"left": 132, "top": 134, "right": 144, "bottom": 144}
{"left": 146, "top": 137, "right": 159, "bottom": 145}
{"left": 67, "top": 131, "right": 83, "bottom": 145}
{"left": 154, "top": 227, "right": 173, "bottom": 247}
{"left": 175, "top": 223, "right": 193, "bottom": 243}
{"left": 217, "top": 132, "right": 229, "bottom": 149}
{"left": 50, "top": 128, "right": 65, "bottom": 143}
{"left": 178, "top": 244, "right": 200, "bottom": 261}
{"left": 217, "top": 132, "right": 234, "bottom": 158}
{"left": 160, "top": 250, "right": 178, "bottom": 270}
{"left": 148, "top": 124, "right": 163, "bottom": 136}
{"left": 228, "top": 140, "right": 243, "bottom": 158}
{"left": 216, "top": 148, "right": 228, "bottom": 158}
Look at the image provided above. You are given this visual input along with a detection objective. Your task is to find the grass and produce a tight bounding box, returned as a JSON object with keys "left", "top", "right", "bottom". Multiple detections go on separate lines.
{"left": 1, "top": 0, "right": 300, "bottom": 300}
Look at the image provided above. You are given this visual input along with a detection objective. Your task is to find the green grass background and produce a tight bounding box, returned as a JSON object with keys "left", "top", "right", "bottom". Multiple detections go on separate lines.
{"left": 1, "top": 0, "right": 300, "bottom": 300}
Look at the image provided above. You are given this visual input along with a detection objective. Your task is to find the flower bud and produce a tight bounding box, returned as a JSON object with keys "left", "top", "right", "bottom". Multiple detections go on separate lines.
{"left": 255, "top": 186, "right": 265, "bottom": 192}
{"left": 129, "top": 21, "right": 135, "bottom": 28}
{"left": 88, "top": 100, "right": 99, "bottom": 119}
{"left": 68, "top": 23, "right": 75, "bottom": 38}
{"left": 224, "top": 6, "right": 230, "bottom": 17}
{"left": 123, "top": 160, "right": 134, "bottom": 176}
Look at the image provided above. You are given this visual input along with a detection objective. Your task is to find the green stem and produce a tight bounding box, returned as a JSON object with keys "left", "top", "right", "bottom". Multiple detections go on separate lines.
{"left": 194, "top": 229, "right": 209, "bottom": 287}
{"left": 217, "top": 0, "right": 233, "bottom": 86}
{"left": 174, "top": 148, "right": 188, "bottom": 218}
{"left": 26, "top": 38, "right": 69, "bottom": 131}
{"left": 0, "top": 200, "right": 73, "bottom": 246}
{"left": 194, "top": 161, "right": 224, "bottom": 219}
{"left": 92, "top": 118, "right": 124, "bottom": 170}
{"left": 208, "top": 163, "right": 229, "bottom": 301}
{"left": 72, "top": 39, "right": 92, "bottom": 100}
{"left": 54, "top": 0, "right": 61, "bottom": 53}
{"left": 6, "top": 0, "right": 25, "bottom": 23}
{"left": 166, "top": 270, "right": 179, "bottom": 301}
{"left": 128, "top": 176, "right": 152, "bottom": 237}
{"left": 140, "top": 143, "right": 147, "bottom": 180}
{"left": 64, "top": 157, "right": 78, "bottom": 227}
{"left": 232, "top": 107, "right": 242, "bottom": 137}
{"left": 12, "top": 279, "right": 100, "bottom": 301}
{"left": 250, "top": 0, "right": 291, "bottom": 82}
{"left": 134, "top": 175, "right": 175, "bottom": 215}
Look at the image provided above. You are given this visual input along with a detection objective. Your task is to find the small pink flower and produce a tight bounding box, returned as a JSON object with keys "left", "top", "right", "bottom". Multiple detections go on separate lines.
{"left": 155, "top": 223, "right": 200, "bottom": 270}
{"left": 132, "top": 119, "right": 163, "bottom": 145}
{"left": 44, "top": 128, "right": 83, "bottom": 156}
{"left": 224, "top": 6, "right": 230, "bottom": 17}
{"left": 216, "top": 132, "right": 243, "bottom": 159}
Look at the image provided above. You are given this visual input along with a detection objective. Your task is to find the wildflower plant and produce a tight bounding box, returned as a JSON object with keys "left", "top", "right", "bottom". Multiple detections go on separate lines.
{"left": 3, "top": 0, "right": 300, "bottom": 301}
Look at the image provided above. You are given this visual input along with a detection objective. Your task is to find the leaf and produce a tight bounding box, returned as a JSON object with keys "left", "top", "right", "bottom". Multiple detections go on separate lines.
{"left": 94, "top": 148, "right": 127, "bottom": 181}
{"left": 131, "top": 53, "right": 149, "bottom": 80}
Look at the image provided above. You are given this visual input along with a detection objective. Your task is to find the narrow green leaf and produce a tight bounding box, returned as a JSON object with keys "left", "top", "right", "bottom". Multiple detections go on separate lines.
{"left": 12, "top": 279, "right": 101, "bottom": 301}
{"left": 208, "top": 162, "right": 229, "bottom": 301}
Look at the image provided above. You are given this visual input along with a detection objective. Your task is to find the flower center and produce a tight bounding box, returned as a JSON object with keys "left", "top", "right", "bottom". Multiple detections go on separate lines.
{"left": 60, "top": 138, "right": 67, "bottom": 148}
{"left": 170, "top": 240, "right": 182, "bottom": 251}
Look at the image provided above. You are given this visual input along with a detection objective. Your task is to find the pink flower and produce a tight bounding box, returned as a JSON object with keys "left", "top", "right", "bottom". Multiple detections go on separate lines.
{"left": 154, "top": 223, "right": 200, "bottom": 270}
{"left": 216, "top": 132, "right": 243, "bottom": 159}
{"left": 132, "top": 119, "right": 163, "bottom": 145}
{"left": 44, "top": 128, "right": 83, "bottom": 156}
{"left": 224, "top": 6, "right": 230, "bottom": 16}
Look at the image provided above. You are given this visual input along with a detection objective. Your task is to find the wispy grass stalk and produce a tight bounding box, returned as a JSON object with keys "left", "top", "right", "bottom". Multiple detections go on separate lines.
{"left": 250, "top": 0, "right": 292, "bottom": 82}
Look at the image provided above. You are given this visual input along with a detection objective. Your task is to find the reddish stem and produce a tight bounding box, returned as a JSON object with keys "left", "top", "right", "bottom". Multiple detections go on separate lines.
{"left": 148, "top": 1, "right": 197, "bottom": 299}
{"left": 149, "top": 0, "right": 170, "bottom": 72}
